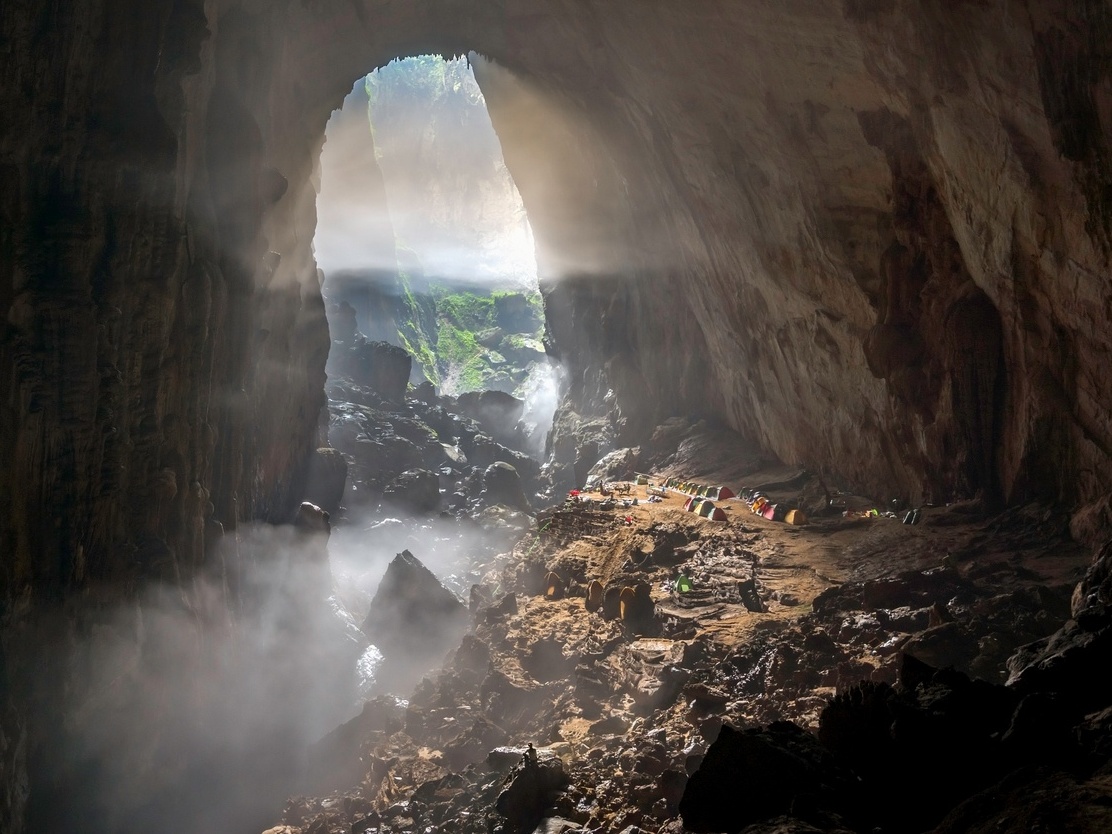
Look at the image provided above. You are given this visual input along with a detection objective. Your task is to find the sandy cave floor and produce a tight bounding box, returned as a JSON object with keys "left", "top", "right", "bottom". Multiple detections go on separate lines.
{"left": 532, "top": 471, "right": 1087, "bottom": 670}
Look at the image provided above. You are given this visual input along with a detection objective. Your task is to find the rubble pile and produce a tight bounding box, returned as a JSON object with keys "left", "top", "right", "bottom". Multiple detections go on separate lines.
{"left": 260, "top": 458, "right": 1112, "bottom": 834}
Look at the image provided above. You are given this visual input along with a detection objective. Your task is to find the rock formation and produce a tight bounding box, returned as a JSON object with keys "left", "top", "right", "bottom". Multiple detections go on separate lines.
{"left": 382, "top": 468, "right": 441, "bottom": 513}
{"left": 2, "top": 0, "right": 1109, "bottom": 573}
{"left": 256, "top": 465, "right": 1112, "bottom": 834}
{"left": 330, "top": 340, "right": 413, "bottom": 402}
{"left": 360, "top": 549, "right": 470, "bottom": 685}
{"left": 2, "top": 2, "right": 1112, "bottom": 833}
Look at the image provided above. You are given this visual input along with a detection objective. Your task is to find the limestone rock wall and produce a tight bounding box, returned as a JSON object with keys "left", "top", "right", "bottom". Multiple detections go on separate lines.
{"left": 0, "top": 4, "right": 332, "bottom": 828}
{"left": 8, "top": 0, "right": 1106, "bottom": 599}
{"left": 0, "top": 1, "right": 329, "bottom": 602}
{"left": 471, "top": 1, "right": 1112, "bottom": 513}
{"left": 2, "top": 1, "right": 1112, "bottom": 824}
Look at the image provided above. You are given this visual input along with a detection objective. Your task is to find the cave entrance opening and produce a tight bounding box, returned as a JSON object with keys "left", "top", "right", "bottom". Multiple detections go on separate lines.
{"left": 315, "top": 53, "right": 558, "bottom": 448}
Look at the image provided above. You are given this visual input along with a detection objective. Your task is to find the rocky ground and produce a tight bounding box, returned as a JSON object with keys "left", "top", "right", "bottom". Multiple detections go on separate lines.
{"left": 261, "top": 412, "right": 1112, "bottom": 834}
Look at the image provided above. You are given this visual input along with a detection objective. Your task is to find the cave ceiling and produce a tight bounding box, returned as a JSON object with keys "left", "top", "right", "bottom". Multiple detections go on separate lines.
{"left": 2, "top": 0, "right": 1112, "bottom": 598}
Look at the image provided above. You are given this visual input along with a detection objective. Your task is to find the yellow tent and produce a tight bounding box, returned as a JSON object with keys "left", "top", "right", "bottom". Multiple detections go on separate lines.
{"left": 785, "top": 508, "right": 808, "bottom": 525}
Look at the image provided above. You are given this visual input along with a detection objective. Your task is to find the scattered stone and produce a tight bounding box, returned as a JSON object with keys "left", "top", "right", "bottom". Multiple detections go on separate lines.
{"left": 523, "top": 638, "right": 576, "bottom": 684}
{"left": 530, "top": 817, "right": 587, "bottom": 834}
{"left": 308, "top": 696, "right": 405, "bottom": 790}
{"left": 382, "top": 468, "right": 441, "bottom": 513}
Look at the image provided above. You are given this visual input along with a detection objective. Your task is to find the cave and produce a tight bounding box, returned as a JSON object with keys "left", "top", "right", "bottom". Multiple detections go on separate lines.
{"left": 3, "top": 3, "right": 1112, "bottom": 834}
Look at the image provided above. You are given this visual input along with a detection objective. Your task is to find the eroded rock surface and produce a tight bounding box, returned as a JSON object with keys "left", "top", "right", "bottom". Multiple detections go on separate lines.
{"left": 264, "top": 448, "right": 1112, "bottom": 834}
{"left": 4, "top": 3, "right": 1112, "bottom": 834}
{"left": 360, "top": 549, "right": 469, "bottom": 686}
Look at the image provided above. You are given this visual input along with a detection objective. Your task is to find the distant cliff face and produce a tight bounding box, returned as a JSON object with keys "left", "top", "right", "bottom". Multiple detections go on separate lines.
{"left": 364, "top": 56, "right": 536, "bottom": 287}
{"left": 4, "top": 0, "right": 1110, "bottom": 599}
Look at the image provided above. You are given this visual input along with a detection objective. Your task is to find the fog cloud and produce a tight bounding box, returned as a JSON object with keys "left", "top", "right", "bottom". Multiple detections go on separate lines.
{"left": 315, "top": 58, "right": 537, "bottom": 288}
{"left": 50, "top": 524, "right": 361, "bottom": 833}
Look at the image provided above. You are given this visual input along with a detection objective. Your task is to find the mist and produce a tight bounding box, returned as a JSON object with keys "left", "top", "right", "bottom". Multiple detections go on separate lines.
{"left": 43, "top": 56, "right": 580, "bottom": 834}
{"left": 314, "top": 80, "right": 397, "bottom": 277}
{"left": 520, "top": 359, "right": 564, "bottom": 457}
{"left": 44, "top": 522, "right": 364, "bottom": 834}
{"left": 328, "top": 507, "right": 530, "bottom": 695}
{"left": 315, "top": 57, "right": 537, "bottom": 288}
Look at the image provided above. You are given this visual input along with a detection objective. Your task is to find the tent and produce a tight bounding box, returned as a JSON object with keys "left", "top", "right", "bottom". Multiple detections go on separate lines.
{"left": 697, "top": 500, "right": 716, "bottom": 518}
{"left": 585, "top": 579, "right": 604, "bottom": 611}
{"left": 762, "top": 503, "right": 777, "bottom": 520}
{"left": 544, "top": 571, "right": 564, "bottom": 600}
{"left": 619, "top": 586, "right": 634, "bottom": 619}
{"left": 684, "top": 497, "right": 697, "bottom": 512}
{"left": 709, "top": 506, "right": 728, "bottom": 521}
{"left": 785, "top": 508, "right": 807, "bottom": 525}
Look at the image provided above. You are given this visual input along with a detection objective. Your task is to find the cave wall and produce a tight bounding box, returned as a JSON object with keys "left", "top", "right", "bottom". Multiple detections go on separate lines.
{"left": 465, "top": 1, "right": 1112, "bottom": 514}
{"left": 0, "top": 1, "right": 330, "bottom": 603}
{"left": 2, "top": 1, "right": 1112, "bottom": 827}
{"left": 6, "top": 0, "right": 1109, "bottom": 600}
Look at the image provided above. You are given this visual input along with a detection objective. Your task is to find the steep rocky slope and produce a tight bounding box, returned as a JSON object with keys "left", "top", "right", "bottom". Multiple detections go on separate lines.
{"left": 267, "top": 459, "right": 1111, "bottom": 834}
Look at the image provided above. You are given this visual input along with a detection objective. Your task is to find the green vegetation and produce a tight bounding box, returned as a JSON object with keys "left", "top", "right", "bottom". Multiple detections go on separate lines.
{"left": 366, "top": 55, "right": 480, "bottom": 114}
{"left": 361, "top": 54, "right": 542, "bottom": 392}
{"left": 434, "top": 289, "right": 497, "bottom": 331}
{"left": 392, "top": 284, "right": 546, "bottom": 396}
{"left": 396, "top": 270, "right": 440, "bottom": 385}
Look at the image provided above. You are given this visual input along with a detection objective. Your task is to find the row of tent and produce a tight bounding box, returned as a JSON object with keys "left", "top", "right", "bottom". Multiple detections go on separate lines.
{"left": 683, "top": 496, "right": 728, "bottom": 521}
{"left": 744, "top": 491, "right": 807, "bottom": 525}
{"left": 663, "top": 478, "right": 735, "bottom": 501}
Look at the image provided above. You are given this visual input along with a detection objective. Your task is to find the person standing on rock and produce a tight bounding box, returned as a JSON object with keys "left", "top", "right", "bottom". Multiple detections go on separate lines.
{"left": 522, "top": 742, "right": 538, "bottom": 769}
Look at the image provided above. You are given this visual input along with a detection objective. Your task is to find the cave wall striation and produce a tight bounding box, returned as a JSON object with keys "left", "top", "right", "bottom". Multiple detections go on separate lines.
{"left": 2, "top": 1, "right": 1112, "bottom": 829}
{"left": 5, "top": 0, "right": 1110, "bottom": 602}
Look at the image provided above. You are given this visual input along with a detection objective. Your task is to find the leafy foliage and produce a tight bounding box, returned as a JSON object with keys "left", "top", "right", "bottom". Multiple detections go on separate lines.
{"left": 393, "top": 285, "right": 544, "bottom": 395}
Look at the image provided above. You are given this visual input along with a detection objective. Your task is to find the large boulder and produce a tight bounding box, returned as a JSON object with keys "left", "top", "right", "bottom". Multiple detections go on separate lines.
{"left": 1071, "top": 538, "right": 1112, "bottom": 618}
{"left": 454, "top": 390, "right": 525, "bottom": 448}
{"left": 336, "top": 340, "right": 411, "bottom": 402}
{"left": 1007, "top": 539, "right": 1112, "bottom": 718}
{"left": 495, "top": 756, "right": 568, "bottom": 831}
{"left": 482, "top": 462, "right": 531, "bottom": 512}
{"left": 585, "top": 447, "right": 641, "bottom": 487}
{"left": 678, "top": 722, "right": 853, "bottom": 832}
{"left": 360, "top": 550, "right": 468, "bottom": 665}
